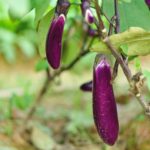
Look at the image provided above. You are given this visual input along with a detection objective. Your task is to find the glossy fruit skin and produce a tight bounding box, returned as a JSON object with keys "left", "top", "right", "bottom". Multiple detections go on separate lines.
{"left": 93, "top": 57, "right": 119, "bottom": 145}
{"left": 46, "top": 14, "right": 65, "bottom": 69}
{"left": 145, "top": 0, "right": 150, "bottom": 6}
{"left": 46, "top": 0, "right": 70, "bottom": 69}
{"left": 145, "top": 0, "right": 150, "bottom": 10}
{"left": 80, "top": 81, "right": 92, "bottom": 92}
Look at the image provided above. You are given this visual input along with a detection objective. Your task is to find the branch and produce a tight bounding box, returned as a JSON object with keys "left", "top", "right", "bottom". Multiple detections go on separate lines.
{"left": 104, "top": 37, "right": 150, "bottom": 117}
{"left": 112, "top": 0, "right": 121, "bottom": 79}
{"left": 23, "top": 38, "right": 94, "bottom": 125}
{"left": 94, "top": 0, "right": 105, "bottom": 36}
{"left": 94, "top": 1, "right": 150, "bottom": 117}
{"left": 114, "top": 0, "right": 120, "bottom": 33}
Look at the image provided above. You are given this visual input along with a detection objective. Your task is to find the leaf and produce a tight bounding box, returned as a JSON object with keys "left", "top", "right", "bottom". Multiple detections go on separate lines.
{"left": 37, "top": 8, "right": 54, "bottom": 58}
{"left": 103, "top": 0, "right": 150, "bottom": 31}
{"left": 90, "top": 27, "right": 150, "bottom": 56}
{"left": 134, "top": 57, "right": 141, "bottom": 71}
{"left": 16, "top": 36, "right": 36, "bottom": 58}
{"left": 8, "top": 0, "right": 31, "bottom": 21}
{"left": 35, "top": 59, "right": 49, "bottom": 72}
{"left": 120, "top": 44, "right": 128, "bottom": 56}
{"left": 33, "top": 0, "right": 50, "bottom": 24}
{"left": 31, "top": 126, "right": 55, "bottom": 150}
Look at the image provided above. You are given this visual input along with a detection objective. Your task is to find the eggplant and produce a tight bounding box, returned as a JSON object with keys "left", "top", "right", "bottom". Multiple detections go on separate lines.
{"left": 93, "top": 56, "right": 119, "bottom": 145}
{"left": 145, "top": 0, "right": 150, "bottom": 9}
{"left": 80, "top": 80, "right": 93, "bottom": 92}
{"left": 46, "top": 14, "right": 65, "bottom": 69}
{"left": 88, "top": 28, "right": 98, "bottom": 37}
{"left": 81, "top": 0, "right": 94, "bottom": 24}
{"left": 46, "top": 0, "right": 70, "bottom": 69}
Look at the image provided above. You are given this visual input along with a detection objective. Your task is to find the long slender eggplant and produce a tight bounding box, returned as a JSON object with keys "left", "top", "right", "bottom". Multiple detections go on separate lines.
{"left": 46, "top": 0, "right": 70, "bottom": 69}
{"left": 46, "top": 14, "right": 65, "bottom": 69}
{"left": 93, "top": 55, "right": 119, "bottom": 145}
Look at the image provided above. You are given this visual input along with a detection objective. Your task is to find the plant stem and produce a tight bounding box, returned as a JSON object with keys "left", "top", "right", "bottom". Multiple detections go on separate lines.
{"left": 23, "top": 38, "right": 94, "bottom": 125}
{"left": 112, "top": 0, "right": 121, "bottom": 79}
{"left": 104, "top": 37, "right": 132, "bottom": 82}
{"left": 94, "top": 0, "right": 105, "bottom": 36}
{"left": 114, "top": 0, "right": 120, "bottom": 33}
{"left": 94, "top": 0, "right": 150, "bottom": 116}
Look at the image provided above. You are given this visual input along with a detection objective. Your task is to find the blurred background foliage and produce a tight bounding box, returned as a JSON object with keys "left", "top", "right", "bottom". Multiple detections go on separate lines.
{"left": 0, "top": 0, "right": 150, "bottom": 150}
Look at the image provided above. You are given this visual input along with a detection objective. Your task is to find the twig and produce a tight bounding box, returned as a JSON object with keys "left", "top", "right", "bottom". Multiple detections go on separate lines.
{"left": 94, "top": 0, "right": 105, "bottom": 36}
{"left": 23, "top": 72, "right": 50, "bottom": 123}
{"left": 104, "top": 38, "right": 150, "bottom": 116}
{"left": 112, "top": 0, "right": 120, "bottom": 79}
{"left": 104, "top": 37, "right": 132, "bottom": 82}
{"left": 114, "top": 0, "right": 120, "bottom": 33}
{"left": 108, "top": 16, "right": 116, "bottom": 36}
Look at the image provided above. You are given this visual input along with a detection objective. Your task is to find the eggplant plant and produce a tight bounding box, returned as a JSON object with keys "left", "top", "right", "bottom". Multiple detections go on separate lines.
{"left": 12, "top": 0, "right": 150, "bottom": 146}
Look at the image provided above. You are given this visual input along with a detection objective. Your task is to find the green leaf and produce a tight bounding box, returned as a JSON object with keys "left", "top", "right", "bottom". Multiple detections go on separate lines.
{"left": 34, "top": 0, "right": 50, "bottom": 24}
{"left": 16, "top": 36, "right": 36, "bottom": 58}
{"left": 120, "top": 44, "right": 128, "bottom": 56}
{"left": 35, "top": 59, "right": 49, "bottom": 72}
{"left": 12, "top": 94, "right": 33, "bottom": 110}
{"left": 103, "top": 0, "right": 150, "bottom": 31}
{"left": 37, "top": 8, "right": 54, "bottom": 58}
{"left": 8, "top": 0, "right": 31, "bottom": 21}
{"left": 134, "top": 57, "right": 141, "bottom": 71}
{"left": 1, "top": 43, "right": 16, "bottom": 63}
{"left": 90, "top": 27, "right": 150, "bottom": 57}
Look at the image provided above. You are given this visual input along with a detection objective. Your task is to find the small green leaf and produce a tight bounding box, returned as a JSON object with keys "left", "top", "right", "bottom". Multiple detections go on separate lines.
{"left": 134, "top": 57, "right": 141, "bottom": 71}
{"left": 8, "top": 0, "right": 31, "bottom": 21}
{"left": 91, "top": 27, "right": 150, "bottom": 57}
{"left": 37, "top": 8, "right": 54, "bottom": 58}
{"left": 0, "top": 43, "right": 16, "bottom": 63}
{"left": 35, "top": 59, "right": 49, "bottom": 72}
{"left": 16, "top": 37, "right": 36, "bottom": 58}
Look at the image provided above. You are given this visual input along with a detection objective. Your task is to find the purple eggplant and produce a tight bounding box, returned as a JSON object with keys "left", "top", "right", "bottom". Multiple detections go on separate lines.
{"left": 46, "top": 0, "right": 70, "bottom": 69}
{"left": 145, "top": 0, "right": 150, "bottom": 9}
{"left": 88, "top": 27, "right": 98, "bottom": 37}
{"left": 81, "top": 0, "right": 94, "bottom": 24}
{"left": 80, "top": 80, "right": 93, "bottom": 92}
{"left": 46, "top": 14, "right": 65, "bottom": 69}
{"left": 93, "top": 56, "right": 119, "bottom": 145}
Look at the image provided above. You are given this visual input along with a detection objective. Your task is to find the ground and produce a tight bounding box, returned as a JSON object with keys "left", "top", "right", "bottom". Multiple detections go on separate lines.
{"left": 0, "top": 55, "right": 150, "bottom": 150}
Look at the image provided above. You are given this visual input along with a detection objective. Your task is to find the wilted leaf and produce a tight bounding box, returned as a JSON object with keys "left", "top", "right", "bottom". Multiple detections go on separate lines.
{"left": 91, "top": 27, "right": 150, "bottom": 56}
{"left": 31, "top": 126, "right": 55, "bottom": 150}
